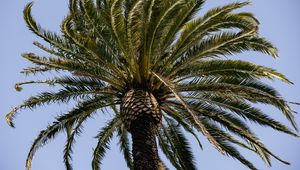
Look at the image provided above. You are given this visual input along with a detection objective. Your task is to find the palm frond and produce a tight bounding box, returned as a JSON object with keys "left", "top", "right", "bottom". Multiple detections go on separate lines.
{"left": 92, "top": 117, "right": 121, "bottom": 170}
{"left": 173, "top": 60, "right": 292, "bottom": 84}
{"left": 163, "top": 2, "right": 253, "bottom": 67}
{"left": 161, "top": 107, "right": 203, "bottom": 150}
{"left": 78, "top": 0, "right": 120, "bottom": 57}
{"left": 167, "top": 28, "right": 278, "bottom": 77}
{"left": 175, "top": 81, "right": 297, "bottom": 130}
{"left": 21, "top": 53, "right": 124, "bottom": 89}
{"left": 148, "top": 0, "right": 187, "bottom": 64}
{"left": 175, "top": 1, "right": 252, "bottom": 46}
{"left": 63, "top": 116, "right": 87, "bottom": 170}
{"left": 14, "top": 76, "right": 107, "bottom": 91}
{"left": 163, "top": 103, "right": 260, "bottom": 170}
{"left": 162, "top": 117, "right": 197, "bottom": 170}
{"left": 205, "top": 121, "right": 259, "bottom": 170}
{"left": 24, "top": 3, "right": 78, "bottom": 55}
{"left": 152, "top": 71, "right": 225, "bottom": 153}
{"left": 157, "top": 128, "right": 182, "bottom": 170}
{"left": 188, "top": 101, "right": 291, "bottom": 165}
{"left": 191, "top": 95, "right": 299, "bottom": 137}
{"left": 61, "top": 15, "right": 125, "bottom": 79}
{"left": 6, "top": 88, "right": 114, "bottom": 127}
{"left": 25, "top": 97, "right": 104, "bottom": 170}
{"left": 117, "top": 125, "right": 134, "bottom": 170}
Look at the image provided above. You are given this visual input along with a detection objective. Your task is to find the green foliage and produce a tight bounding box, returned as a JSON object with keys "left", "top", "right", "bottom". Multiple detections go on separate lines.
{"left": 7, "top": 0, "right": 299, "bottom": 170}
{"left": 159, "top": 117, "right": 196, "bottom": 170}
{"left": 92, "top": 117, "right": 121, "bottom": 170}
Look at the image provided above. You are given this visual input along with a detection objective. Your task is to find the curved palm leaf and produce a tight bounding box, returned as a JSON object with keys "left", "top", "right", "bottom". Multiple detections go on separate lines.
{"left": 92, "top": 116, "right": 121, "bottom": 170}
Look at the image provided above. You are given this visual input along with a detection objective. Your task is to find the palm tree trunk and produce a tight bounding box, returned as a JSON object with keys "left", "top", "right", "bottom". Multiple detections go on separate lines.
{"left": 121, "top": 89, "right": 163, "bottom": 170}
{"left": 131, "top": 116, "right": 160, "bottom": 170}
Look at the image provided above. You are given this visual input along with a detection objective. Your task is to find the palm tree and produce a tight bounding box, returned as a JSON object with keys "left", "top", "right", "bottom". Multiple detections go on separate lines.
{"left": 6, "top": 0, "right": 299, "bottom": 170}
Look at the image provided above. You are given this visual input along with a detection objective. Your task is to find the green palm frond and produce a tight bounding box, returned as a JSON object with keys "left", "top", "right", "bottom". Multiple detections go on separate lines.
{"left": 162, "top": 117, "right": 197, "bottom": 170}
{"left": 175, "top": 78, "right": 297, "bottom": 130}
{"left": 148, "top": 0, "right": 195, "bottom": 61}
{"left": 161, "top": 107, "right": 203, "bottom": 150}
{"left": 25, "top": 120, "right": 64, "bottom": 170}
{"left": 78, "top": 0, "right": 120, "bottom": 57}
{"left": 92, "top": 117, "right": 121, "bottom": 170}
{"left": 157, "top": 0, "right": 205, "bottom": 56}
{"left": 164, "top": 105, "right": 260, "bottom": 170}
{"left": 175, "top": 1, "right": 252, "bottom": 47}
{"left": 6, "top": 85, "right": 115, "bottom": 127}
{"left": 158, "top": 2, "right": 256, "bottom": 70}
{"left": 165, "top": 29, "right": 279, "bottom": 77}
{"left": 22, "top": 53, "right": 124, "bottom": 89}
{"left": 185, "top": 94, "right": 298, "bottom": 137}
{"left": 178, "top": 100, "right": 290, "bottom": 165}
{"left": 24, "top": 3, "right": 78, "bottom": 56}
{"left": 173, "top": 60, "right": 292, "bottom": 84}
{"left": 63, "top": 116, "right": 86, "bottom": 170}
{"left": 117, "top": 125, "right": 134, "bottom": 170}
{"left": 25, "top": 97, "right": 107, "bottom": 170}
{"left": 205, "top": 125, "right": 259, "bottom": 170}
{"left": 152, "top": 71, "right": 226, "bottom": 153}
{"left": 157, "top": 128, "right": 182, "bottom": 170}
{"left": 207, "top": 122, "right": 259, "bottom": 170}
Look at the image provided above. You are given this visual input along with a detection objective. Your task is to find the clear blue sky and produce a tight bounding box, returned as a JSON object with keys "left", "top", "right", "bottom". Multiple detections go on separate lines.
{"left": 1, "top": 0, "right": 300, "bottom": 170}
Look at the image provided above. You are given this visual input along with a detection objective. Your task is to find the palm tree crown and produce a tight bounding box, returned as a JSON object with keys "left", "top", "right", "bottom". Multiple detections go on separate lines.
{"left": 6, "top": 0, "right": 299, "bottom": 170}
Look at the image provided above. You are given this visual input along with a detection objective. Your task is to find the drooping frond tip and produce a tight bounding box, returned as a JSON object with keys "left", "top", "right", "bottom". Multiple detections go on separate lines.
{"left": 6, "top": 103, "right": 27, "bottom": 128}
{"left": 15, "top": 84, "right": 23, "bottom": 92}
{"left": 24, "top": 2, "right": 37, "bottom": 33}
{"left": 5, "top": 109, "right": 17, "bottom": 128}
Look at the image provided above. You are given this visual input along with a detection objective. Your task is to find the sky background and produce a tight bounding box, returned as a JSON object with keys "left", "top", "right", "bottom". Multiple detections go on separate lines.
{"left": 1, "top": 0, "right": 300, "bottom": 170}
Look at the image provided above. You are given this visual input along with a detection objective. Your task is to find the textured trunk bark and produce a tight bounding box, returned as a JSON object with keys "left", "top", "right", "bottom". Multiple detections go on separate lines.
{"left": 131, "top": 116, "right": 160, "bottom": 170}
{"left": 121, "top": 89, "right": 164, "bottom": 170}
